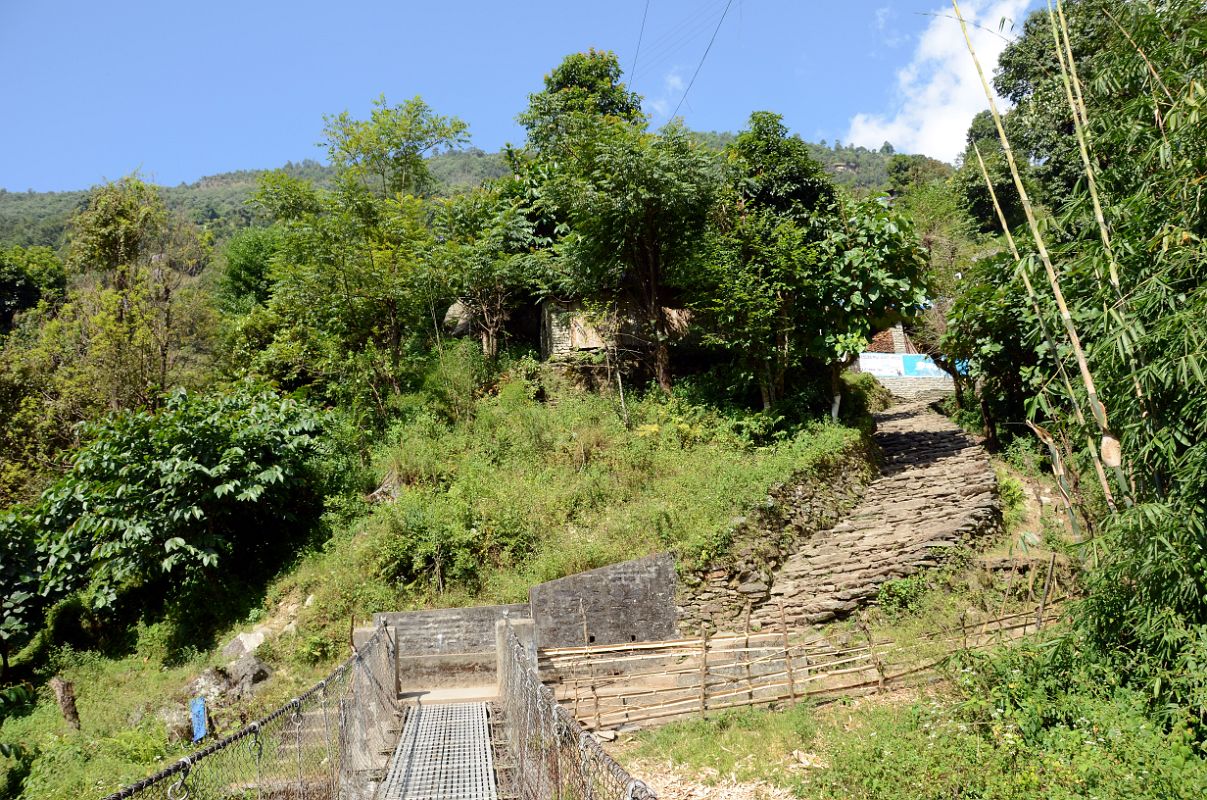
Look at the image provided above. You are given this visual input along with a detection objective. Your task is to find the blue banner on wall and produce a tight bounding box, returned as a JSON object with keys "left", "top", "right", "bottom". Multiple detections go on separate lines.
{"left": 859, "top": 352, "right": 949, "bottom": 378}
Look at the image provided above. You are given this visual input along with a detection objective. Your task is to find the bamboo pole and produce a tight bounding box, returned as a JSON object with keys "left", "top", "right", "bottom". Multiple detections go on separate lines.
{"left": 699, "top": 628, "right": 710, "bottom": 717}
{"left": 950, "top": 0, "right": 1112, "bottom": 439}
{"left": 971, "top": 142, "right": 1117, "bottom": 513}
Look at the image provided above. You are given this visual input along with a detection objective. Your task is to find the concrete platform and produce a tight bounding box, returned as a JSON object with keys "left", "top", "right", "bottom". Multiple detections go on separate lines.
{"left": 399, "top": 685, "right": 499, "bottom": 705}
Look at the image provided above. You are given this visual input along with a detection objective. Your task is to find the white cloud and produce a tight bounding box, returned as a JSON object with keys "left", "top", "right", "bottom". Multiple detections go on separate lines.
{"left": 645, "top": 69, "right": 687, "bottom": 121}
{"left": 846, "top": 1, "right": 1030, "bottom": 162}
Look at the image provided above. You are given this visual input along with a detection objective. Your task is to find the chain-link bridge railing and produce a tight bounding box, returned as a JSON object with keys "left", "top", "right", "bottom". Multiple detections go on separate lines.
{"left": 101, "top": 622, "right": 399, "bottom": 800}
{"left": 496, "top": 621, "right": 656, "bottom": 800}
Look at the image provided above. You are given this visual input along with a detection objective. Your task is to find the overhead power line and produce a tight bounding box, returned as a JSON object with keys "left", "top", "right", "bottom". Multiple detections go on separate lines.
{"left": 630, "top": 0, "right": 652, "bottom": 83}
{"left": 632, "top": 0, "right": 730, "bottom": 85}
{"left": 671, "top": 0, "right": 735, "bottom": 119}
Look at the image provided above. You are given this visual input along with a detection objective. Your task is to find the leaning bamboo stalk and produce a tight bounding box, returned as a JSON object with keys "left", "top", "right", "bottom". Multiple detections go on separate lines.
{"left": 971, "top": 143, "right": 1117, "bottom": 512}
{"left": 1048, "top": 1, "right": 1118, "bottom": 292}
{"left": 1054, "top": 0, "right": 1152, "bottom": 442}
{"left": 950, "top": 0, "right": 1113, "bottom": 441}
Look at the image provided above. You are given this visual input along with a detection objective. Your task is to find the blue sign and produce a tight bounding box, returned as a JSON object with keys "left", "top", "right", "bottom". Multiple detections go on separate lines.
{"left": 190, "top": 697, "right": 207, "bottom": 742}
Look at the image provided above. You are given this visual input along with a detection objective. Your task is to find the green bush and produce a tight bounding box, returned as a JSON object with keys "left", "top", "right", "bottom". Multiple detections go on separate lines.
{"left": 996, "top": 469, "right": 1028, "bottom": 531}
{"left": 7, "top": 386, "right": 331, "bottom": 661}
{"left": 876, "top": 574, "right": 930, "bottom": 617}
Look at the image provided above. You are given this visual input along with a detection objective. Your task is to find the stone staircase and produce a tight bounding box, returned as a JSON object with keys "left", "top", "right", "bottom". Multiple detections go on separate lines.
{"left": 754, "top": 401, "right": 1000, "bottom": 627}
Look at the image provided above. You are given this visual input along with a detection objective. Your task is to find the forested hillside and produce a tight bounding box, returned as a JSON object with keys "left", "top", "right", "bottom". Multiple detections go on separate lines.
{"left": 0, "top": 150, "right": 509, "bottom": 249}
{"left": 0, "top": 137, "right": 896, "bottom": 250}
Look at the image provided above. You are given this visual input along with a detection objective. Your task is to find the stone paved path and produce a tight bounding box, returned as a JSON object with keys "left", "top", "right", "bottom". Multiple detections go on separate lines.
{"left": 754, "top": 401, "right": 999, "bottom": 627}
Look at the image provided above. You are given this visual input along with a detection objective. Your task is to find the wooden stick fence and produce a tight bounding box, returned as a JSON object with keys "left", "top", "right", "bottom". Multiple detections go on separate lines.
{"left": 539, "top": 603, "right": 1065, "bottom": 731}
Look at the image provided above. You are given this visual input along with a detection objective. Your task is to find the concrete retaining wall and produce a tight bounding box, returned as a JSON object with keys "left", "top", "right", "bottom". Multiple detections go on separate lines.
{"left": 373, "top": 604, "right": 530, "bottom": 656}
{"left": 877, "top": 376, "right": 954, "bottom": 402}
{"left": 528, "top": 553, "right": 679, "bottom": 648}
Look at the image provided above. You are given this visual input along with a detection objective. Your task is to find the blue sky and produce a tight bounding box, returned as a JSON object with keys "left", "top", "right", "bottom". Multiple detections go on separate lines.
{"left": 0, "top": 0, "right": 1038, "bottom": 192}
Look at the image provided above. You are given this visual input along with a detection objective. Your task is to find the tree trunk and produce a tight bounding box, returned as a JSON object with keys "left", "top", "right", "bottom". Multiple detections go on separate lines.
{"left": 49, "top": 677, "right": 81, "bottom": 731}
{"left": 642, "top": 250, "right": 672, "bottom": 394}
{"left": 976, "top": 380, "right": 1000, "bottom": 450}
{"left": 758, "top": 374, "right": 773, "bottom": 412}
{"left": 830, "top": 363, "right": 842, "bottom": 422}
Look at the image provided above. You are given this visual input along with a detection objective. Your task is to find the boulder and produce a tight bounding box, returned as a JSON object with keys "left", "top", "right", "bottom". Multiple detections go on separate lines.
{"left": 157, "top": 704, "right": 192, "bottom": 744}
{"left": 186, "top": 667, "right": 234, "bottom": 702}
{"left": 228, "top": 654, "right": 272, "bottom": 696}
{"left": 443, "top": 301, "right": 473, "bottom": 336}
{"left": 220, "top": 630, "right": 266, "bottom": 659}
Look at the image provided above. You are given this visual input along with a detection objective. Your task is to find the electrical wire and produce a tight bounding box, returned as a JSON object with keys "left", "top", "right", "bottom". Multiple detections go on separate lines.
{"left": 631, "top": 0, "right": 730, "bottom": 84}
{"left": 629, "top": 0, "right": 652, "bottom": 83}
{"left": 671, "top": 0, "right": 734, "bottom": 118}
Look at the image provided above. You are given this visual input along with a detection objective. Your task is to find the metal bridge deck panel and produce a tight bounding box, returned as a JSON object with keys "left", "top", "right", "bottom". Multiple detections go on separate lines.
{"left": 381, "top": 702, "right": 498, "bottom": 800}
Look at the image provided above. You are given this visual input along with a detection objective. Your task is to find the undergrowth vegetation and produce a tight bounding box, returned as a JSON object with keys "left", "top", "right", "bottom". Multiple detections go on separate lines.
{"left": 623, "top": 680, "right": 1207, "bottom": 799}
{"left": 264, "top": 345, "right": 869, "bottom": 662}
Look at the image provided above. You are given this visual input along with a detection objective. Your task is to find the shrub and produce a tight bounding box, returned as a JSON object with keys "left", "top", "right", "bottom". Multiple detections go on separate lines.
{"left": 18, "top": 386, "right": 329, "bottom": 654}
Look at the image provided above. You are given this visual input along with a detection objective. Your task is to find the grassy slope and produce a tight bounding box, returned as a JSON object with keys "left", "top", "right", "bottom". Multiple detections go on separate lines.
{"left": 1, "top": 365, "right": 870, "bottom": 799}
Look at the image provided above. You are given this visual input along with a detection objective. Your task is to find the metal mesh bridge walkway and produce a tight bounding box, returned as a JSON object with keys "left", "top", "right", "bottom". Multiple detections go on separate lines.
{"left": 380, "top": 702, "right": 499, "bottom": 800}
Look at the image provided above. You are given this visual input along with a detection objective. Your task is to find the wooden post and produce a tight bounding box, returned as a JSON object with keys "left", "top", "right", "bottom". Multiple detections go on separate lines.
{"left": 779, "top": 601, "right": 797, "bottom": 703}
{"left": 49, "top": 677, "right": 80, "bottom": 730}
{"left": 699, "top": 628, "right": 710, "bottom": 718}
{"left": 1037, "top": 552, "right": 1057, "bottom": 630}
{"left": 858, "top": 618, "right": 886, "bottom": 693}
{"left": 742, "top": 604, "right": 754, "bottom": 704}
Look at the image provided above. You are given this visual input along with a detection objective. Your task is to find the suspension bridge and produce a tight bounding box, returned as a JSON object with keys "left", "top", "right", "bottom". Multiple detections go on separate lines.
{"left": 100, "top": 621, "right": 655, "bottom": 800}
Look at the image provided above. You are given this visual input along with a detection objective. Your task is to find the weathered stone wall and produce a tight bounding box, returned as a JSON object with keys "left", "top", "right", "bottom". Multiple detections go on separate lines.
{"left": 529, "top": 553, "right": 678, "bottom": 647}
{"left": 676, "top": 437, "right": 879, "bottom": 633}
{"left": 373, "top": 604, "right": 531, "bottom": 656}
{"left": 877, "top": 376, "right": 954, "bottom": 402}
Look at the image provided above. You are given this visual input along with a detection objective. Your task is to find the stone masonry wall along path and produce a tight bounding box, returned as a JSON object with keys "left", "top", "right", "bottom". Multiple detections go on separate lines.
{"left": 753, "top": 401, "right": 1000, "bottom": 628}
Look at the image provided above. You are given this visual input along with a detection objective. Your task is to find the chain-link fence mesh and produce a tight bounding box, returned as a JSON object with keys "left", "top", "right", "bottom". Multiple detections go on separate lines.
{"left": 101, "top": 623, "right": 399, "bottom": 800}
{"left": 496, "top": 622, "right": 655, "bottom": 800}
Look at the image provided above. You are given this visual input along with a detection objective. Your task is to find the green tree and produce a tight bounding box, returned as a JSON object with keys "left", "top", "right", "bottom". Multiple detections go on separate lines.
{"left": 322, "top": 95, "right": 469, "bottom": 197}
{"left": 518, "top": 49, "right": 643, "bottom": 156}
{"left": 243, "top": 173, "right": 438, "bottom": 410}
{"left": 814, "top": 198, "right": 930, "bottom": 418}
{"left": 886, "top": 153, "right": 953, "bottom": 196}
{"left": 219, "top": 225, "right": 283, "bottom": 307}
{"left": 695, "top": 112, "right": 836, "bottom": 408}
{"left": 0, "top": 178, "right": 215, "bottom": 505}
{"left": 31, "top": 388, "right": 327, "bottom": 619}
{"left": 0, "top": 245, "right": 64, "bottom": 333}
{"left": 950, "top": 111, "right": 1027, "bottom": 232}
{"left": 544, "top": 119, "right": 721, "bottom": 392}
{"left": 433, "top": 187, "right": 546, "bottom": 359}
{"left": 66, "top": 175, "right": 168, "bottom": 291}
